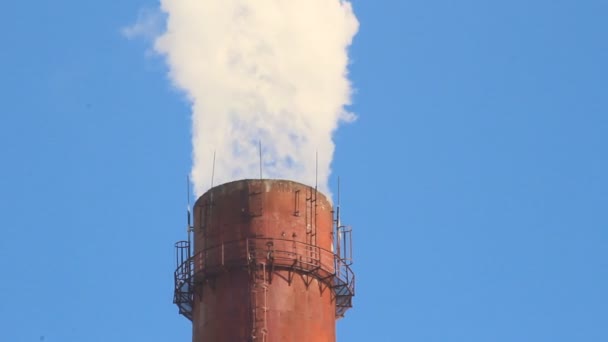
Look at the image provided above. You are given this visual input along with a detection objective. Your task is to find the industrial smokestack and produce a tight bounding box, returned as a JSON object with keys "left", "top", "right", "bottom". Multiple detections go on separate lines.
{"left": 126, "top": 2, "right": 359, "bottom": 341}
{"left": 173, "top": 179, "right": 355, "bottom": 341}
{"left": 152, "top": 0, "right": 359, "bottom": 196}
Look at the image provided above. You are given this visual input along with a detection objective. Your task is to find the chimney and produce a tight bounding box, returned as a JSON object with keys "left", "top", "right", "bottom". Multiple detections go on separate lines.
{"left": 173, "top": 179, "right": 354, "bottom": 341}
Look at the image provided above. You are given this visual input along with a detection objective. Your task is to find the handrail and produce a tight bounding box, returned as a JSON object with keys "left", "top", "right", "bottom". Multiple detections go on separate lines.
{"left": 173, "top": 237, "right": 355, "bottom": 319}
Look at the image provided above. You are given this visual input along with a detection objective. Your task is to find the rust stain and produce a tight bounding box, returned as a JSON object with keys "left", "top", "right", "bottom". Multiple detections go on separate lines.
{"left": 180, "top": 179, "right": 352, "bottom": 342}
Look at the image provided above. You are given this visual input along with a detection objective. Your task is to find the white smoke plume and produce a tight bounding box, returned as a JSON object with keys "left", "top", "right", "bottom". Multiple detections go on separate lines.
{"left": 147, "top": 0, "right": 358, "bottom": 196}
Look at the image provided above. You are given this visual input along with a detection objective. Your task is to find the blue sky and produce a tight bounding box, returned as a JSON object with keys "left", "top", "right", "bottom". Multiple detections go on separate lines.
{"left": 1, "top": 1, "right": 607, "bottom": 341}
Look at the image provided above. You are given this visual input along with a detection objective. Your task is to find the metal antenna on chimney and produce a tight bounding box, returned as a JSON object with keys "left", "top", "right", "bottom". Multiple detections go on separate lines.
{"left": 335, "top": 176, "right": 341, "bottom": 258}
{"left": 259, "top": 140, "right": 263, "bottom": 180}
{"left": 186, "top": 176, "right": 193, "bottom": 248}
{"left": 337, "top": 176, "right": 341, "bottom": 228}
{"left": 315, "top": 151, "right": 318, "bottom": 192}
{"left": 211, "top": 150, "right": 216, "bottom": 189}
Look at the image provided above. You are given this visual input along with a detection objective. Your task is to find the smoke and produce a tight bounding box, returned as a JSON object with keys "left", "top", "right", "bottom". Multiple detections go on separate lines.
{"left": 136, "top": 0, "right": 358, "bottom": 196}
{"left": 122, "top": 8, "right": 165, "bottom": 41}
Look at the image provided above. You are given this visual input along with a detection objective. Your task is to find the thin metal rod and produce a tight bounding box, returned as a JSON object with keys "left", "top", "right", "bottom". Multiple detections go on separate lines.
{"left": 187, "top": 177, "right": 191, "bottom": 232}
{"left": 315, "top": 151, "right": 318, "bottom": 246}
{"left": 259, "top": 140, "right": 263, "bottom": 180}
{"left": 315, "top": 151, "right": 318, "bottom": 191}
{"left": 186, "top": 175, "right": 192, "bottom": 256}
{"left": 336, "top": 176, "right": 341, "bottom": 259}
{"left": 187, "top": 176, "right": 192, "bottom": 226}
{"left": 211, "top": 150, "right": 216, "bottom": 189}
{"left": 337, "top": 176, "right": 341, "bottom": 228}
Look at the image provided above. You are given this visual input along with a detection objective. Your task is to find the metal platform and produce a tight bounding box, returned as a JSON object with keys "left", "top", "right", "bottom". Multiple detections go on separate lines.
{"left": 173, "top": 237, "right": 355, "bottom": 320}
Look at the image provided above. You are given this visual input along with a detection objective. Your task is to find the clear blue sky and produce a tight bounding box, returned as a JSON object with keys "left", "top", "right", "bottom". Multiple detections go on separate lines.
{"left": 1, "top": 1, "right": 607, "bottom": 341}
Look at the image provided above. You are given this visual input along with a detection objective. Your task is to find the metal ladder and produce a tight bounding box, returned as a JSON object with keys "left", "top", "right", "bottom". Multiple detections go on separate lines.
{"left": 251, "top": 261, "right": 269, "bottom": 342}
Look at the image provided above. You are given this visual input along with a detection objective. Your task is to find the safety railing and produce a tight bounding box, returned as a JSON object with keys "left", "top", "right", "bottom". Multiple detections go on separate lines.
{"left": 173, "top": 257, "right": 194, "bottom": 320}
{"left": 173, "top": 237, "right": 355, "bottom": 320}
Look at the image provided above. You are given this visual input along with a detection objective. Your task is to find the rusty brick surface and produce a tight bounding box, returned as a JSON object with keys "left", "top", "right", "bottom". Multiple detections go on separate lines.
{"left": 191, "top": 179, "right": 336, "bottom": 342}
